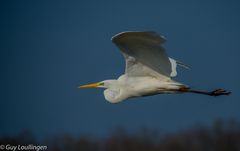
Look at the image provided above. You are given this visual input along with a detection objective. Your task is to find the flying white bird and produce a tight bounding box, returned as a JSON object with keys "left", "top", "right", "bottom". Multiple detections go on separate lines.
{"left": 79, "top": 31, "right": 230, "bottom": 103}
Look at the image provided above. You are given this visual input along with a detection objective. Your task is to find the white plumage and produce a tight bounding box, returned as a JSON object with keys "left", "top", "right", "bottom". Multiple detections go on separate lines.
{"left": 79, "top": 31, "right": 230, "bottom": 103}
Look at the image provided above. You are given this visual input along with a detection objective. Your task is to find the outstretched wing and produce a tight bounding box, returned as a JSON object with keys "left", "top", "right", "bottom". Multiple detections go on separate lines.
{"left": 112, "top": 31, "right": 174, "bottom": 78}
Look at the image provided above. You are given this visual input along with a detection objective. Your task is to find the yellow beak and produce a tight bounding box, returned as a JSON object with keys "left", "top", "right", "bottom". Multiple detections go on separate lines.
{"left": 78, "top": 82, "right": 101, "bottom": 88}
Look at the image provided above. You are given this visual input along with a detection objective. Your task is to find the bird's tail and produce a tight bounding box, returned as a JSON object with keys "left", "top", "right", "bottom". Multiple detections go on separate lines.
{"left": 169, "top": 58, "right": 190, "bottom": 77}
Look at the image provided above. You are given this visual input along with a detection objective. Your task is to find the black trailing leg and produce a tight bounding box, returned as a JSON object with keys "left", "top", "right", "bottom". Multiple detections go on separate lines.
{"left": 179, "top": 87, "right": 231, "bottom": 96}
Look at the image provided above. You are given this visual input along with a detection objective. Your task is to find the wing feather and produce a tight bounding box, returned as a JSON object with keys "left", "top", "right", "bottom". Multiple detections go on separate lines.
{"left": 112, "top": 31, "right": 173, "bottom": 77}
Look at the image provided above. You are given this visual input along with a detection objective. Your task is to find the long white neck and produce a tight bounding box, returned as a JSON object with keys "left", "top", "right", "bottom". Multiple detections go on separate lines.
{"left": 101, "top": 79, "right": 127, "bottom": 103}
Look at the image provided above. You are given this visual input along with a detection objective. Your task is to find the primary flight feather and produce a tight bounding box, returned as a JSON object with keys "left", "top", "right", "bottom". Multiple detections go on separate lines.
{"left": 79, "top": 31, "right": 230, "bottom": 103}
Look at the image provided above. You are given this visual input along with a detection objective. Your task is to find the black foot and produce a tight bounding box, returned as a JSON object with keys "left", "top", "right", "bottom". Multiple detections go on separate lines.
{"left": 209, "top": 89, "right": 231, "bottom": 96}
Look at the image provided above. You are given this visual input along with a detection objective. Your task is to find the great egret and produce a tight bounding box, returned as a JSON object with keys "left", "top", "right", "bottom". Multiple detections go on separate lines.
{"left": 79, "top": 31, "right": 230, "bottom": 103}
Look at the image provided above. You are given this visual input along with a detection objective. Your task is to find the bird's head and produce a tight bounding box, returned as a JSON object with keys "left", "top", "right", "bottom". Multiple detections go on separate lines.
{"left": 79, "top": 80, "right": 126, "bottom": 103}
{"left": 78, "top": 80, "right": 117, "bottom": 89}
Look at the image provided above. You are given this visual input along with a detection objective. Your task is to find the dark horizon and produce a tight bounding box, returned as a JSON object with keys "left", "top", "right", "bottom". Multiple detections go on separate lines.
{"left": 1, "top": 119, "right": 240, "bottom": 151}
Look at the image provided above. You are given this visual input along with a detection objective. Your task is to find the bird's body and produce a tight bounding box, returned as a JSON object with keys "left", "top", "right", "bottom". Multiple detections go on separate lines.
{"left": 79, "top": 31, "right": 230, "bottom": 103}
{"left": 103, "top": 75, "right": 184, "bottom": 103}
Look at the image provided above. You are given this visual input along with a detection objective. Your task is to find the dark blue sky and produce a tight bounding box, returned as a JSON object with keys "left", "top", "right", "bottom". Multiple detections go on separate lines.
{"left": 1, "top": 0, "right": 240, "bottom": 140}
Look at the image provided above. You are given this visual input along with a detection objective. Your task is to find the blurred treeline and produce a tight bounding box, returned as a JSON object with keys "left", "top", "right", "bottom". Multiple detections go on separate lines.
{"left": 1, "top": 119, "right": 240, "bottom": 151}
